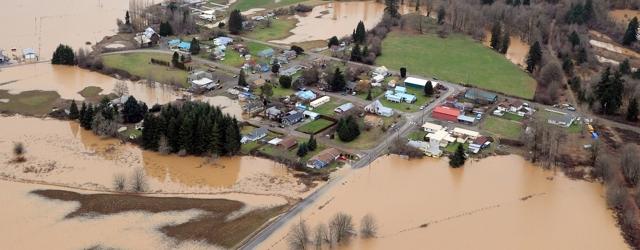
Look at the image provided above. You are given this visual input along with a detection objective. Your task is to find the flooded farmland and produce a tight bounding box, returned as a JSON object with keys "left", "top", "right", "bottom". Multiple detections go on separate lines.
{"left": 259, "top": 155, "right": 628, "bottom": 250}
{"left": 0, "top": 116, "right": 307, "bottom": 198}
{"left": 483, "top": 32, "right": 529, "bottom": 68}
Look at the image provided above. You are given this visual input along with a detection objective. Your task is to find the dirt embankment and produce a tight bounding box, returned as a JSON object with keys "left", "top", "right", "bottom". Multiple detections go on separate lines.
{"left": 32, "top": 189, "right": 289, "bottom": 249}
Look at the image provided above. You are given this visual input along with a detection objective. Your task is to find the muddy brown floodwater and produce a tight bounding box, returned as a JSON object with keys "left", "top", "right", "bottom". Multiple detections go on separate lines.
{"left": 0, "top": 116, "right": 309, "bottom": 198}
{"left": 610, "top": 9, "right": 640, "bottom": 25}
{"left": 259, "top": 155, "right": 629, "bottom": 250}
{"left": 483, "top": 31, "right": 529, "bottom": 68}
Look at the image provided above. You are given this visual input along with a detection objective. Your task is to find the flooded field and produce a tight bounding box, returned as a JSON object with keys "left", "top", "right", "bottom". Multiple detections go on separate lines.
{"left": 259, "top": 155, "right": 628, "bottom": 250}
{"left": 610, "top": 9, "right": 640, "bottom": 25}
{"left": 483, "top": 32, "right": 529, "bottom": 68}
{"left": 0, "top": 116, "right": 307, "bottom": 198}
{"left": 272, "top": 1, "right": 385, "bottom": 44}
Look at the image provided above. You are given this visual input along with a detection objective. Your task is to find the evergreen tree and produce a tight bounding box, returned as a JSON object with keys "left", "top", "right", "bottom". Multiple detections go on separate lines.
{"left": 619, "top": 59, "right": 631, "bottom": 75}
{"left": 569, "top": 31, "right": 581, "bottom": 48}
{"left": 362, "top": 46, "right": 369, "bottom": 59}
{"left": 260, "top": 84, "right": 273, "bottom": 99}
{"left": 499, "top": 32, "right": 510, "bottom": 54}
{"left": 562, "top": 56, "right": 574, "bottom": 75}
{"left": 577, "top": 47, "right": 588, "bottom": 64}
{"left": 350, "top": 43, "right": 362, "bottom": 62}
{"left": 584, "top": 0, "right": 594, "bottom": 21}
{"left": 178, "top": 114, "right": 194, "bottom": 153}
{"left": 337, "top": 116, "right": 360, "bottom": 142}
{"left": 522, "top": 0, "right": 530, "bottom": 5}
{"left": 594, "top": 68, "right": 624, "bottom": 115}
{"left": 526, "top": 41, "right": 542, "bottom": 73}
{"left": 189, "top": 37, "right": 200, "bottom": 55}
{"left": 448, "top": 143, "right": 466, "bottom": 168}
{"left": 279, "top": 75, "right": 292, "bottom": 89}
{"left": 385, "top": 0, "right": 400, "bottom": 18}
{"left": 490, "top": 22, "right": 502, "bottom": 51}
{"left": 623, "top": 17, "right": 639, "bottom": 46}
{"left": 51, "top": 44, "right": 75, "bottom": 65}
{"left": 481, "top": 0, "right": 494, "bottom": 4}
{"left": 297, "top": 142, "right": 308, "bottom": 157}
{"left": 238, "top": 69, "right": 247, "bottom": 86}
{"left": 307, "top": 135, "right": 317, "bottom": 151}
{"left": 627, "top": 98, "right": 639, "bottom": 122}
{"left": 271, "top": 62, "right": 280, "bottom": 74}
{"left": 228, "top": 9, "right": 244, "bottom": 35}
{"left": 366, "top": 89, "right": 372, "bottom": 100}
{"left": 424, "top": 81, "right": 434, "bottom": 96}
{"left": 437, "top": 6, "right": 446, "bottom": 25}
{"left": 192, "top": 118, "right": 208, "bottom": 155}
{"left": 415, "top": 0, "right": 420, "bottom": 11}
{"left": 172, "top": 52, "right": 179, "bottom": 66}
{"left": 225, "top": 118, "right": 242, "bottom": 154}
{"left": 81, "top": 104, "right": 95, "bottom": 129}
{"left": 354, "top": 21, "right": 367, "bottom": 44}
{"left": 330, "top": 68, "right": 346, "bottom": 92}
{"left": 328, "top": 36, "right": 340, "bottom": 48}
{"left": 79, "top": 102, "right": 87, "bottom": 124}
{"left": 122, "top": 96, "right": 145, "bottom": 123}
{"left": 125, "top": 11, "right": 131, "bottom": 25}
{"left": 141, "top": 114, "right": 160, "bottom": 150}
{"left": 400, "top": 67, "right": 407, "bottom": 78}
{"left": 159, "top": 22, "right": 173, "bottom": 36}
{"left": 69, "top": 100, "right": 79, "bottom": 120}
{"left": 210, "top": 121, "right": 225, "bottom": 155}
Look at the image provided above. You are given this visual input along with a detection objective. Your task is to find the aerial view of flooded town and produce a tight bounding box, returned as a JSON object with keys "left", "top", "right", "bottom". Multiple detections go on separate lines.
{"left": 2, "top": 0, "right": 640, "bottom": 249}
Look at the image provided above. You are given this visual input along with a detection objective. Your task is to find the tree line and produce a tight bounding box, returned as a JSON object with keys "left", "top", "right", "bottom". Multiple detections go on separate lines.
{"left": 71, "top": 96, "right": 148, "bottom": 137}
{"left": 288, "top": 212, "right": 377, "bottom": 250}
{"left": 141, "top": 101, "right": 241, "bottom": 156}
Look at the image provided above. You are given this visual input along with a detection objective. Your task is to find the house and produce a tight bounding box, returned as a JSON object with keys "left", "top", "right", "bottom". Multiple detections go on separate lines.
{"left": 257, "top": 63, "right": 270, "bottom": 72}
{"left": 241, "top": 127, "right": 268, "bottom": 144}
{"left": 432, "top": 106, "right": 461, "bottom": 122}
{"left": 257, "top": 48, "right": 275, "bottom": 58}
{"left": 452, "top": 127, "right": 480, "bottom": 140}
{"left": 243, "top": 101, "right": 264, "bottom": 115}
{"left": 191, "top": 78, "right": 214, "bottom": 88}
{"left": 307, "top": 148, "right": 341, "bottom": 169}
{"left": 189, "top": 70, "right": 213, "bottom": 83}
{"left": 364, "top": 100, "right": 394, "bottom": 117}
{"left": 404, "top": 77, "right": 437, "bottom": 89}
{"left": 0, "top": 50, "right": 8, "bottom": 63}
{"left": 296, "top": 90, "right": 317, "bottom": 100}
{"left": 278, "top": 137, "right": 298, "bottom": 150}
{"left": 22, "top": 48, "right": 37, "bottom": 61}
{"left": 421, "top": 122, "right": 443, "bottom": 133}
{"left": 374, "top": 66, "right": 388, "bottom": 76}
{"left": 334, "top": 103, "right": 354, "bottom": 113}
{"left": 178, "top": 41, "right": 191, "bottom": 52}
{"left": 266, "top": 106, "right": 283, "bottom": 120}
{"left": 282, "top": 111, "right": 304, "bottom": 126}
{"left": 281, "top": 67, "right": 299, "bottom": 76}
{"left": 372, "top": 74, "right": 385, "bottom": 84}
{"left": 303, "top": 110, "right": 320, "bottom": 120}
{"left": 168, "top": 39, "right": 181, "bottom": 49}
{"left": 547, "top": 112, "right": 576, "bottom": 128}
{"left": 464, "top": 89, "right": 498, "bottom": 104}
{"left": 457, "top": 114, "right": 476, "bottom": 125}
{"left": 310, "top": 96, "right": 330, "bottom": 108}
{"left": 214, "top": 37, "right": 233, "bottom": 46}
{"left": 364, "top": 115, "right": 383, "bottom": 127}
{"left": 268, "top": 138, "right": 282, "bottom": 145}
{"left": 199, "top": 10, "right": 216, "bottom": 21}
{"left": 110, "top": 95, "right": 132, "bottom": 107}
{"left": 282, "top": 50, "right": 297, "bottom": 59}
{"left": 427, "top": 129, "right": 451, "bottom": 148}
{"left": 469, "top": 136, "right": 490, "bottom": 154}
{"left": 385, "top": 87, "right": 416, "bottom": 104}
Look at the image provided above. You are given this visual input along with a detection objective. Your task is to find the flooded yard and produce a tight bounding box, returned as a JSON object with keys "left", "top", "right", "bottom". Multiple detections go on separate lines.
{"left": 0, "top": 116, "right": 307, "bottom": 198}
{"left": 259, "top": 155, "right": 628, "bottom": 249}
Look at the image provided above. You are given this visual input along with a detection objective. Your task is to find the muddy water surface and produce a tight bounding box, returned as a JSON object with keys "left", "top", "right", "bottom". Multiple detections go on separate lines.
{"left": 259, "top": 155, "right": 628, "bottom": 250}
{"left": 483, "top": 32, "right": 529, "bottom": 68}
{"left": 0, "top": 116, "right": 307, "bottom": 198}
{"left": 610, "top": 9, "right": 640, "bottom": 25}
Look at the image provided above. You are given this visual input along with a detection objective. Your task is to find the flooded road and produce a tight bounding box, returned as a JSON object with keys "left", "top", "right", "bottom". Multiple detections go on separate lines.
{"left": 259, "top": 155, "right": 628, "bottom": 249}
{"left": 0, "top": 116, "right": 307, "bottom": 198}
{"left": 483, "top": 32, "right": 529, "bottom": 68}
{"left": 272, "top": 1, "right": 385, "bottom": 44}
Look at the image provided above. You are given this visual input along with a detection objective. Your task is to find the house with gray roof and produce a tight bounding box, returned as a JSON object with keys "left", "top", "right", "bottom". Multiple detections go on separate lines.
{"left": 241, "top": 127, "right": 268, "bottom": 144}
{"left": 282, "top": 111, "right": 304, "bottom": 126}
{"left": 464, "top": 89, "right": 498, "bottom": 104}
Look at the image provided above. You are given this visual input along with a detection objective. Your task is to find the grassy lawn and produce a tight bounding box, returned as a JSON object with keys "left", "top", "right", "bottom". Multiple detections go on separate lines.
{"left": 482, "top": 116, "right": 523, "bottom": 140}
{"left": 233, "top": 0, "right": 309, "bottom": 11}
{"left": 272, "top": 85, "right": 295, "bottom": 97}
{"left": 102, "top": 52, "right": 189, "bottom": 87}
{"left": 311, "top": 100, "right": 344, "bottom": 116}
{"left": 567, "top": 122, "right": 583, "bottom": 134}
{"left": 408, "top": 130, "right": 428, "bottom": 141}
{"left": 296, "top": 118, "right": 335, "bottom": 134}
{"left": 445, "top": 142, "right": 470, "bottom": 153}
{"left": 0, "top": 90, "right": 60, "bottom": 115}
{"left": 500, "top": 112, "right": 525, "bottom": 122}
{"left": 378, "top": 87, "right": 431, "bottom": 112}
{"left": 222, "top": 41, "right": 273, "bottom": 67}
{"left": 376, "top": 31, "right": 536, "bottom": 99}
{"left": 356, "top": 87, "right": 384, "bottom": 101}
{"left": 332, "top": 118, "right": 385, "bottom": 150}
{"left": 258, "top": 139, "right": 325, "bottom": 163}
{"left": 244, "top": 18, "right": 297, "bottom": 41}
{"left": 78, "top": 86, "right": 103, "bottom": 98}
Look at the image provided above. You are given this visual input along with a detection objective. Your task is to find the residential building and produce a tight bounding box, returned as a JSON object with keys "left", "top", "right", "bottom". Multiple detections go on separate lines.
{"left": 178, "top": 41, "right": 191, "bottom": 52}
{"left": 431, "top": 106, "right": 461, "bottom": 122}
{"left": 214, "top": 37, "right": 233, "bottom": 46}
{"left": 334, "top": 103, "right": 354, "bottom": 113}
{"left": 469, "top": 136, "right": 490, "bottom": 154}
{"left": 421, "top": 122, "right": 443, "bottom": 133}
{"left": 303, "top": 110, "right": 320, "bottom": 120}
{"left": 457, "top": 114, "right": 476, "bottom": 125}
{"left": 242, "top": 101, "right": 264, "bottom": 115}
{"left": 241, "top": 127, "right": 268, "bottom": 144}
{"left": 282, "top": 50, "right": 297, "bottom": 59}
{"left": 265, "top": 106, "right": 283, "bottom": 120}
{"left": 464, "top": 89, "right": 498, "bottom": 104}
{"left": 278, "top": 137, "right": 298, "bottom": 150}
{"left": 310, "top": 96, "right": 330, "bottom": 108}
{"left": 282, "top": 111, "right": 304, "bottom": 126}
{"left": 373, "top": 66, "right": 388, "bottom": 76}
{"left": 385, "top": 88, "right": 416, "bottom": 104}
{"left": 307, "top": 148, "right": 341, "bottom": 169}
{"left": 281, "top": 67, "right": 299, "bottom": 76}
{"left": 189, "top": 70, "right": 213, "bottom": 83}
{"left": 452, "top": 127, "right": 480, "bottom": 140}
{"left": 22, "top": 48, "right": 37, "bottom": 61}
{"left": 427, "top": 129, "right": 451, "bottom": 148}
{"left": 547, "top": 112, "right": 576, "bottom": 128}
{"left": 296, "top": 90, "right": 317, "bottom": 100}
{"left": 168, "top": 39, "right": 181, "bottom": 49}
{"left": 404, "top": 77, "right": 437, "bottom": 89}
{"left": 257, "top": 48, "right": 275, "bottom": 58}
{"left": 364, "top": 100, "right": 394, "bottom": 117}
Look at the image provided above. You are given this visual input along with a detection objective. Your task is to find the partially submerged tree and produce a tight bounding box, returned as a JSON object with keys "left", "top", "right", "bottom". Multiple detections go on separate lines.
{"left": 449, "top": 143, "right": 466, "bottom": 168}
{"left": 288, "top": 220, "right": 309, "bottom": 250}
{"left": 113, "top": 173, "right": 126, "bottom": 191}
{"left": 313, "top": 223, "right": 329, "bottom": 249}
{"left": 69, "top": 100, "right": 79, "bottom": 120}
{"left": 360, "top": 214, "right": 377, "bottom": 238}
{"left": 329, "top": 212, "right": 354, "bottom": 243}
{"left": 130, "top": 168, "right": 147, "bottom": 192}
{"left": 13, "top": 142, "right": 26, "bottom": 162}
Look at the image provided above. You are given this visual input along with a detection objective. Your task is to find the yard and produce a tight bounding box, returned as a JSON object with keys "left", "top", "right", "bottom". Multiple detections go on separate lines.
{"left": 499, "top": 112, "right": 525, "bottom": 122}
{"left": 310, "top": 100, "right": 344, "bottom": 116}
{"left": 481, "top": 116, "right": 523, "bottom": 140}
{"left": 232, "top": 0, "right": 310, "bottom": 11}
{"left": 102, "top": 52, "right": 189, "bottom": 87}
{"left": 355, "top": 87, "right": 384, "bottom": 101}
{"left": 407, "top": 130, "right": 428, "bottom": 141}
{"left": 0, "top": 90, "right": 61, "bottom": 115}
{"left": 376, "top": 30, "right": 536, "bottom": 99}
{"left": 296, "top": 118, "right": 335, "bottom": 134}
{"left": 445, "top": 142, "right": 470, "bottom": 154}
{"left": 378, "top": 87, "right": 432, "bottom": 112}
{"left": 258, "top": 138, "right": 326, "bottom": 162}
{"left": 221, "top": 41, "right": 273, "bottom": 67}
{"left": 332, "top": 116, "right": 398, "bottom": 150}
{"left": 244, "top": 18, "right": 297, "bottom": 41}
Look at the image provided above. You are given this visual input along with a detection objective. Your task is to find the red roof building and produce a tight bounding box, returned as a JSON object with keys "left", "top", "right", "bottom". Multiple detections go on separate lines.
{"left": 431, "top": 106, "right": 461, "bottom": 122}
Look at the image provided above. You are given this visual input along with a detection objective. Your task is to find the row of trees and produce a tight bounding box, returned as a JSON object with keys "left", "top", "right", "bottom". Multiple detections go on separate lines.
{"left": 141, "top": 101, "right": 241, "bottom": 156}
{"left": 72, "top": 95, "right": 147, "bottom": 136}
{"left": 51, "top": 44, "right": 76, "bottom": 65}
{"left": 288, "top": 212, "right": 377, "bottom": 250}
{"left": 336, "top": 116, "right": 361, "bottom": 142}
{"left": 296, "top": 135, "right": 317, "bottom": 157}
{"left": 489, "top": 22, "right": 510, "bottom": 54}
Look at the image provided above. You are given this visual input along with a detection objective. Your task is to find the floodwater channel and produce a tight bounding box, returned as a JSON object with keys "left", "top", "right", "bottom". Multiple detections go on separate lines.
{"left": 483, "top": 31, "right": 529, "bottom": 68}
{"left": 259, "top": 155, "right": 628, "bottom": 250}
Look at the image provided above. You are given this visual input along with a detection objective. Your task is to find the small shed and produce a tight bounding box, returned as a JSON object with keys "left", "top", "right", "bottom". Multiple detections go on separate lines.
{"left": 334, "top": 103, "right": 354, "bottom": 113}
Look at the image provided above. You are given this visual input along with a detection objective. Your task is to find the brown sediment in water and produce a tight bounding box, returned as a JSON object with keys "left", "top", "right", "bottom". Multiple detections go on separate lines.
{"left": 259, "top": 155, "right": 628, "bottom": 250}
{"left": 610, "top": 9, "right": 640, "bottom": 25}
{"left": 483, "top": 31, "right": 529, "bottom": 68}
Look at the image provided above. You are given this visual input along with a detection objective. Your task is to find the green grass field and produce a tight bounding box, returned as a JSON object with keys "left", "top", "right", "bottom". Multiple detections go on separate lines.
{"left": 482, "top": 116, "right": 523, "bottom": 140}
{"left": 356, "top": 87, "right": 384, "bottom": 101}
{"left": 311, "top": 100, "right": 343, "bottom": 116}
{"left": 233, "top": 0, "right": 309, "bottom": 11}
{"left": 376, "top": 31, "right": 536, "bottom": 99}
{"left": 378, "top": 87, "right": 431, "bottom": 112}
{"left": 221, "top": 41, "right": 273, "bottom": 67}
{"left": 500, "top": 112, "right": 525, "bottom": 122}
{"left": 245, "top": 18, "right": 297, "bottom": 41}
{"left": 102, "top": 52, "right": 188, "bottom": 87}
{"left": 296, "top": 118, "right": 335, "bottom": 134}
{"left": 0, "top": 90, "right": 60, "bottom": 115}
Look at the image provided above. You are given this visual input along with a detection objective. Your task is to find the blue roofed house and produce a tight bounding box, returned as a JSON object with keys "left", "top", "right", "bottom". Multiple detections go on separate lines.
{"left": 385, "top": 86, "right": 416, "bottom": 103}
{"left": 168, "top": 39, "right": 181, "bottom": 49}
{"left": 241, "top": 127, "right": 268, "bottom": 144}
{"left": 213, "top": 36, "right": 233, "bottom": 46}
{"left": 296, "top": 90, "right": 317, "bottom": 100}
{"left": 464, "top": 89, "right": 498, "bottom": 104}
{"left": 178, "top": 41, "right": 191, "bottom": 52}
{"left": 257, "top": 48, "right": 275, "bottom": 58}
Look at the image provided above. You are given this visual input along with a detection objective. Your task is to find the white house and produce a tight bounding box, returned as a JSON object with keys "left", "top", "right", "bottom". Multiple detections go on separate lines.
{"left": 310, "top": 96, "right": 330, "bottom": 108}
{"left": 452, "top": 127, "right": 480, "bottom": 140}
{"left": 421, "top": 122, "right": 443, "bottom": 133}
{"left": 364, "top": 100, "right": 394, "bottom": 117}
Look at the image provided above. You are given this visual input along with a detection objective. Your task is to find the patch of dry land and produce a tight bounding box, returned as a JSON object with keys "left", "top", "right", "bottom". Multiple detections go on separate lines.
{"left": 259, "top": 155, "right": 628, "bottom": 249}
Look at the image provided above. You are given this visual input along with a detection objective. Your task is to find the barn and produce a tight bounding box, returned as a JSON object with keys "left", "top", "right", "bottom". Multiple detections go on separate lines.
{"left": 431, "top": 106, "right": 460, "bottom": 122}
{"left": 404, "top": 77, "right": 437, "bottom": 89}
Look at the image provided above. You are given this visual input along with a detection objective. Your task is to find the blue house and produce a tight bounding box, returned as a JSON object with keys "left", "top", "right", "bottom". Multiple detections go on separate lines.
{"left": 257, "top": 48, "right": 275, "bottom": 58}
{"left": 296, "top": 90, "right": 317, "bottom": 100}
{"left": 178, "top": 41, "right": 191, "bottom": 52}
{"left": 168, "top": 39, "right": 181, "bottom": 48}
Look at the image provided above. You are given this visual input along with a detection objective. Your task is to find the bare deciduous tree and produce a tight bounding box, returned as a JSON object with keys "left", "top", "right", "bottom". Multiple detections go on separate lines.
{"left": 129, "top": 168, "right": 147, "bottom": 192}
{"left": 594, "top": 153, "right": 614, "bottom": 182}
{"left": 113, "top": 81, "right": 129, "bottom": 97}
{"left": 620, "top": 144, "right": 640, "bottom": 187}
{"left": 329, "top": 212, "right": 354, "bottom": 243}
{"left": 360, "top": 213, "right": 377, "bottom": 238}
{"left": 158, "top": 135, "right": 172, "bottom": 155}
{"left": 288, "top": 220, "right": 309, "bottom": 250}
{"left": 606, "top": 180, "right": 627, "bottom": 209}
{"left": 12, "top": 142, "right": 26, "bottom": 162}
{"left": 113, "top": 173, "right": 126, "bottom": 191}
{"left": 313, "top": 223, "right": 328, "bottom": 249}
